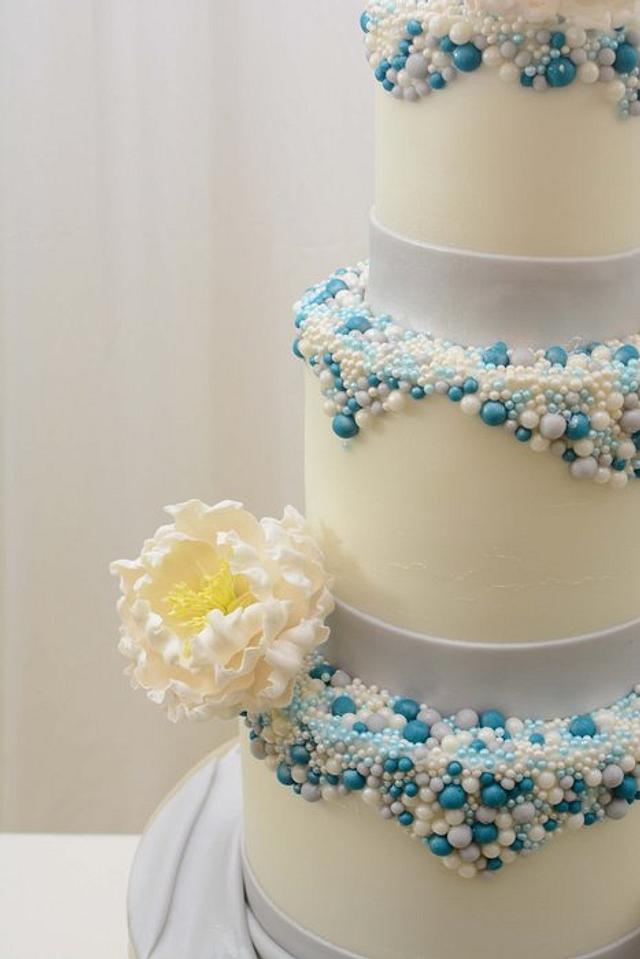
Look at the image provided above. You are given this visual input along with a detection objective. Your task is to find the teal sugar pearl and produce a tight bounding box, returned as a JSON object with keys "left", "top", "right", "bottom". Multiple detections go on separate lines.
{"left": 614, "top": 775, "right": 638, "bottom": 802}
{"left": 439, "top": 784, "right": 467, "bottom": 809}
{"left": 546, "top": 345, "right": 568, "bottom": 367}
{"left": 453, "top": 43, "right": 482, "bottom": 72}
{"left": 343, "top": 770, "right": 366, "bottom": 791}
{"left": 427, "top": 835, "right": 453, "bottom": 857}
{"left": 406, "top": 18, "right": 423, "bottom": 36}
{"left": 430, "top": 72, "right": 446, "bottom": 89}
{"left": 566, "top": 412, "right": 591, "bottom": 440}
{"left": 569, "top": 714, "right": 597, "bottom": 737}
{"left": 277, "top": 763, "right": 294, "bottom": 786}
{"left": 615, "top": 344, "right": 640, "bottom": 365}
{"left": 404, "top": 720, "right": 430, "bottom": 743}
{"left": 546, "top": 57, "right": 576, "bottom": 87}
{"left": 615, "top": 43, "right": 639, "bottom": 74}
{"left": 332, "top": 695, "right": 357, "bottom": 717}
{"left": 481, "top": 401, "right": 508, "bottom": 427}
{"left": 472, "top": 822, "right": 498, "bottom": 844}
{"left": 482, "top": 783, "right": 509, "bottom": 808}
{"left": 480, "top": 709, "right": 507, "bottom": 729}
{"left": 394, "top": 698, "right": 421, "bottom": 721}
{"left": 332, "top": 413, "right": 359, "bottom": 439}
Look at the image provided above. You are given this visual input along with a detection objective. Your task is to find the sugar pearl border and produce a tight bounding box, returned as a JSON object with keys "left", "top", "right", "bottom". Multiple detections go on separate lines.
{"left": 246, "top": 653, "right": 640, "bottom": 879}
{"left": 362, "top": 1, "right": 640, "bottom": 118}
{"left": 293, "top": 263, "right": 640, "bottom": 487}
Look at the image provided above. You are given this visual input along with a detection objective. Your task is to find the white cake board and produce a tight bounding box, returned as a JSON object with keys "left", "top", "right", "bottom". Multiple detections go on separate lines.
{"left": 128, "top": 744, "right": 640, "bottom": 959}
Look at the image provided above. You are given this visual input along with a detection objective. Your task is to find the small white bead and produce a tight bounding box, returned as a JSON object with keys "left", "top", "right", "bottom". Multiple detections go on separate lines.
{"left": 578, "top": 60, "right": 599, "bottom": 84}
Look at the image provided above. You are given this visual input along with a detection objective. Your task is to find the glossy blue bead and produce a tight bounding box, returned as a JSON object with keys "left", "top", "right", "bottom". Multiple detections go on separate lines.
{"left": 290, "top": 745, "right": 311, "bottom": 765}
{"left": 332, "top": 414, "right": 359, "bottom": 440}
{"left": 550, "top": 31, "right": 566, "bottom": 48}
{"left": 440, "top": 36, "right": 456, "bottom": 52}
{"left": 343, "top": 770, "right": 366, "bottom": 791}
{"left": 309, "top": 662, "right": 336, "bottom": 682}
{"left": 429, "top": 72, "right": 446, "bottom": 89}
{"left": 614, "top": 775, "right": 638, "bottom": 802}
{"left": 584, "top": 812, "right": 597, "bottom": 826}
{"left": 569, "top": 714, "right": 597, "bottom": 737}
{"left": 391, "top": 55, "right": 407, "bottom": 70}
{"left": 530, "top": 733, "right": 545, "bottom": 745}
{"left": 463, "top": 378, "right": 479, "bottom": 394}
{"left": 439, "top": 784, "right": 467, "bottom": 809}
{"left": 615, "top": 43, "right": 639, "bottom": 74}
{"left": 481, "top": 401, "right": 508, "bottom": 427}
{"left": 544, "top": 819, "right": 558, "bottom": 832}
{"left": 394, "top": 698, "right": 421, "bottom": 721}
{"left": 403, "top": 720, "right": 430, "bottom": 743}
{"left": 453, "top": 43, "right": 482, "bottom": 72}
{"left": 487, "top": 857, "right": 503, "bottom": 871}
{"left": 520, "top": 778, "right": 534, "bottom": 793}
{"left": 615, "top": 344, "right": 640, "bottom": 365}
{"left": 404, "top": 782, "right": 419, "bottom": 798}
{"left": 546, "top": 57, "right": 576, "bottom": 87}
{"left": 382, "top": 78, "right": 395, "bottom": 92}
{"left": 411, "top": 385, "right": 426, "bottom": 400}
{"left": 482, "top": 784, "right": 509, "bottom": 808}
{"left": 406, "top": 19, "right": 423, "bottom": 36}
{"left": 545, "top": 345, "right": 568, "bottom": 367}
{"left": 399, "top": 811, "right": 415, "bottom": 826}
{"left": 427, "top": 835, "right": 453, "bottom": 857}
{"left": 482, "top": 342, "right": 509, "bottom": 366}
{"left": 353, "top": 722, "right": 368, "bottom": 734}
{"left": 516, "top": 427, "right": 532, "bottom": 443}
{"left": 331, "top": 695, "right": 356, "bottom": 717}
{"left": 277, "top": 763, "right": 294, "bottom": 786}
{"left": 292, "top": 338, "right": 304, "bottom": 359}
{"left": 448, "top": 386, "right": 464, "bottom": 402}
{"left": 448, "top": 762, "right": 463, "bottom": 776}
{"left": 360, "top": 11, "right": 371, "bottom": 32}
{"left": 472, "top": 822, "right": 498, "bottom": 844}
{"left": 375, "top": 62, "right": 390, "bottom": 81}
{"left": 566, "top": 412, "right": 591, "bottom": 441}
{"left": 480, "top": 772, "right": 495, "bottom": 787}
{"left": 520, "top": 71, "right": 534, "bottom": 87}
{"left": 346, "top": 314, "right": 372, "bottom": 334}
{"left": 384, "top": 758, "right": 399, "bottom": 774}
{"left": 480, "top": 709, "right": 507, "bottom": 729}
{"left": 398, "top": 757, "right": 415, "bottom": 773}
{"left": 326, "top": 278, "right": 348, "bottom": 297}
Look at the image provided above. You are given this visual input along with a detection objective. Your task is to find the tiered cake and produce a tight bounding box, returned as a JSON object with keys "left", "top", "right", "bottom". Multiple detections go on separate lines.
{"left": 115, "top": 4, "right": 640, "bottom": 958}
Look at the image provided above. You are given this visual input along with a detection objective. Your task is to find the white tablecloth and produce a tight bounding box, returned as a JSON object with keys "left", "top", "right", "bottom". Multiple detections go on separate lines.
{"left": 0, "top": 833, "right": 138, "bottom": 958}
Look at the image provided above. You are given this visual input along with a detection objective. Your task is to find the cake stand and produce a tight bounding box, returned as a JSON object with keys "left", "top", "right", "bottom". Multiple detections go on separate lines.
{"left": 128, "top": 743, "right": 640, "bottom": 959}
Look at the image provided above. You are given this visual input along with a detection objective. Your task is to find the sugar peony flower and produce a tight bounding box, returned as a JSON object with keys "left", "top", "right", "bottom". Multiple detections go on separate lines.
{"left": 111, "top": 500, "right": 334, "bottom": 721}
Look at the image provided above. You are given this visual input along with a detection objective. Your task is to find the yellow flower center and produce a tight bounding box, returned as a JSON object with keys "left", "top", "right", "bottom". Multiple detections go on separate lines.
{"left": 164, "top": 561, "right": 255, "bottom": 651}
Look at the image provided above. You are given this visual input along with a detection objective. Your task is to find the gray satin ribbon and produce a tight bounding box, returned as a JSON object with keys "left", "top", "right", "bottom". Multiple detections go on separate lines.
{"left": 368, "top": 214, "right": 640, "bottom": 347}
{"left": 128, "top": 747, "right": 640, "bottom": 959}
{"left": 326, "top": 600, "right": 640, "bottom": 719}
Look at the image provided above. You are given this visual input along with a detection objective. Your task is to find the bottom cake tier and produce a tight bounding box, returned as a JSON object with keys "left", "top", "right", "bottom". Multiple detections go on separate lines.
{"left": 242, "top": 733, "right": 640, "bottom": 959}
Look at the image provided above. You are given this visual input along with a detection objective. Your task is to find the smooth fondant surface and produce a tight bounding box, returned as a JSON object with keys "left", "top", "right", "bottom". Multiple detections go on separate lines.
{"left": 375, "top": 77, "right": 640, "bottom": 257}
{"left": 305, "top": 372, "right": 640, "bottom": 642}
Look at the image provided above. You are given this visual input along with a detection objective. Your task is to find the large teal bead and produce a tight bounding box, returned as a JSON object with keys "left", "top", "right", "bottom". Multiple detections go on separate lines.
{"left": 566, "top": 412, "right": 591, "bottom": 440}
{"left": 569, "top": 714, "right": 597, "bottom": 737}
{"left": 546, "top": 57, "right": 576, "bottom": 87}
{"left": 472, "top": 822, "right": 498, "bottom": 844}
{"left": 332, "top": 695, "right": 356, "bottom": 717}
{"left": 332, "top": 414, "right": 359, "bottom": 439}
{"left": 427, "top": 835, "right": 453, "bottom": 857}
{"left": 615, "top": 344, "right": 640, "bottom": 365}
{"left": 615, "top": 43, "right": 639, "bottom": 74}
{"left": 343, "top": 770, "right": 366, "bottom": 791}
{"left": 404, "top": 720, "right": 430, "bottom": 743}
{"left": 481, "top": 783, "right": 509, "bottom": 808}
{"left": 394, "top": 698, "right": 420, "bottom": 721}
{"left": 481, "top": 401, "right": 508, "bottom": 427}
{"left": 439, "top": 784, "right": 467, "bottom": 810}
{"left": 453, "top": 43, "right": 482, "bottom": 72}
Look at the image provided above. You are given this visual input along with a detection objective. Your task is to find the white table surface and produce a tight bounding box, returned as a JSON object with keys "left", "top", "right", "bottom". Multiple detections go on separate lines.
{"left": 0, "top": 833, "right": 139, "bottom": 958}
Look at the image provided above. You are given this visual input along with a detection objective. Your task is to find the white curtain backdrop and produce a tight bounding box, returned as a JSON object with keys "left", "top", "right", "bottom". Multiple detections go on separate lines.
{"left": 0, "top": 0, "right": 372, "bottom": 833}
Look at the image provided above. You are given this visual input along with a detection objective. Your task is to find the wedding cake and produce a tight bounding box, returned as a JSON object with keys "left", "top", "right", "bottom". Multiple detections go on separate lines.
{"left": 115, "top": 3, "right": 640, "bottom": 958}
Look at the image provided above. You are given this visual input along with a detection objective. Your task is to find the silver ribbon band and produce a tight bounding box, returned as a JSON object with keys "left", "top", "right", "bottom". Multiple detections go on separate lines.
{"left": 368, "top": 214, "right": 640, "bottom": 348}
{"left": 327, "top": 600, "right": 640, "bottom": 719}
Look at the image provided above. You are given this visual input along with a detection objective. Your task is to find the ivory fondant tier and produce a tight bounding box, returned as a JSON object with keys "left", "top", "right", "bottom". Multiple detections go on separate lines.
{"left": 242, "top": 736, "right": 640, "bottom": 959}
{"left": 305, "top": 372, "right": 640, "bottom": 641}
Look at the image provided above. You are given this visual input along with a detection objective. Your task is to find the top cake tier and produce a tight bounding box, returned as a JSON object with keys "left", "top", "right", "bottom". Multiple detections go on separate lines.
{"left": 365, "top": 0, "right": 640, "bottom": 257}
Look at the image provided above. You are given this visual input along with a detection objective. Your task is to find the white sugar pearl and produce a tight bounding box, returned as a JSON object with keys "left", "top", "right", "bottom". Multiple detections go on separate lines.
{"left": 566, "top": 25, "right": 587, "bottom": 46}
{"left": 513, "top": 803, "right": 536, "bottom": 825}
{"left": 321, "top": 785, "right": 338, "bottom": 802}
{"left": 621, "top": 409, "right": 640, "bottom": 433}
{"left": 520, "top": 410, "right": 540, "bottom": 429}
{"left": 446, "top": 809, "right": 466, "bottom": 826}
{"left": 611, "top": 470, "right": 629, "bottom": 488}
{"left": 363, "top": 788, "right": 380, "bottom": 806}
{"left": 529, "top": 825, "right": 546, "bottom": 843}
{"left": 499, "top": 829, "right": 516, "bottom": 847}
{"left": 607, "top": 391, "right": 625, "bottom": 411}
{"left": 591, "top": 410, "right": 611, "bottom": 430}
{"left": 539, "top": 413, "right": 567, "bottom": 440}
{"left": 386, "top": 390, "right": 406, "bottom": 413}
{"left": 584, "top": 768, "right": 603, "bottom": 788}
{"left": 482, "top": 843, "right": 501, "bottom": 860}
{"left": 606, "top": 80, "right": 627, "bottom": 102}
{"left": 571, "top": 457, "right": 598, "bottom": 480}
{"left": 463, "top": 776, "right": 480, "bottom": 794}
{"left": 538, "top": 771, "right": 556, "bottom": 790}
{"left": 595, "top": 468, "right": 611, "bottom": 485}
{"left": 499, "top": 62, "right": 520, "bottom": 83}
{"left": 449, "top": 21, "right": 473, "bottom": 44}
{"left": 413, "top": 821, "right": 430, "bottom": 837}
{"left": 530, "top": 435, "right": 550, "bottom": 453}
{"left": 618, "top": 440, "right": 636, "bottom": 459}
{"left": 459, "top": 865, "right": 478, "bottom": 879}
{"left": 483, "top": 46, "right": 503, "bottom": 67}
{"left": 568, "top": 814, "right": 585, "bottom": 831}
{"left": 574, "top": 438, "right": 594, "bottom": 458}
{"left": 578, "top": 60, "right": 599, "bottom": 83}
{"left": 429, "top": 15, "right": 450, "bottom": 37}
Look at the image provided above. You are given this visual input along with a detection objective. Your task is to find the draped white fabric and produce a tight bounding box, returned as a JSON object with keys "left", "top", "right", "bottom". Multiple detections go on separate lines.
{"left": 0, "top": 0, "right": 371, "bottom": 832}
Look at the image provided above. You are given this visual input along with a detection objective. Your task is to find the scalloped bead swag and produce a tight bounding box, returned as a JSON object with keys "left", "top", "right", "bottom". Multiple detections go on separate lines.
{"left": 362, "top": 1, "right": 640, "bottom": 118}
{"left": 293, "top": 263, "right": 640, "bottom": 487}
{"left": 246, "top": 654, "right": 640, "bottom": 879}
